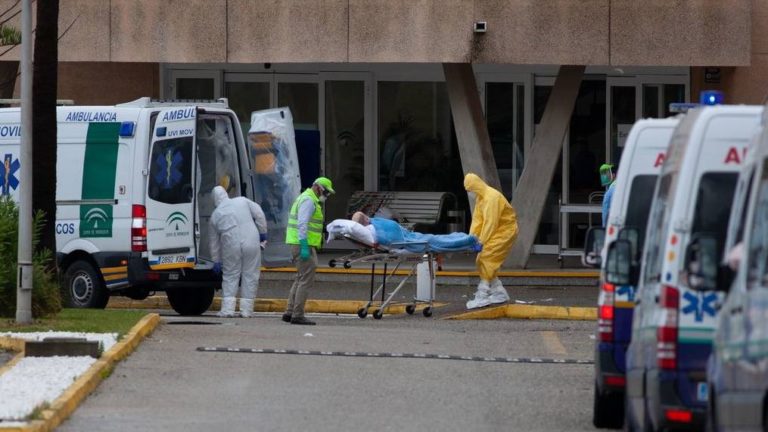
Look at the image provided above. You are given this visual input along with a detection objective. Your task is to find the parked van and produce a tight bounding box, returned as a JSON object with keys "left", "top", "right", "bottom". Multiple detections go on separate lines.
{"left": 585, "top": 118, "right": 679, "bottom": 428}
{"left": 606, "top": 105, "right": 762, "bottom": 430}
{"left": 705, "top": 108, "right": 768, "bottom": 431}
{"left": 0, "top": 98, "right": 253, "bottom": 315}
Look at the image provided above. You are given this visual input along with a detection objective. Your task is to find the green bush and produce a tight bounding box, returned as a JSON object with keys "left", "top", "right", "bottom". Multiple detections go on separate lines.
{"left": 0, "top": 197, "right": 61, "bottom": 318}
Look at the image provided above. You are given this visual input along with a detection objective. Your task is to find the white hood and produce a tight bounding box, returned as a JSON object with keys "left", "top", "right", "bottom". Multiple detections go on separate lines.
{"left": 212, "top": 186, "right": 229, "bottom": 207}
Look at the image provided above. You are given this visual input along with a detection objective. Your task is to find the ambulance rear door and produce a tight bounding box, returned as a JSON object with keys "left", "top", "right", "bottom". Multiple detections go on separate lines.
{"left": 145, "top": 107, "right": 198, "bottom": 270}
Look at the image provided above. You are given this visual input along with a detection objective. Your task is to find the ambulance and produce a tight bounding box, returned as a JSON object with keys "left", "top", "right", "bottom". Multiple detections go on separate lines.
{"left": 585, "top": 118, "right": 679, "bottom": 428}
{"left": 0, "top": 97, "right": 254, "bottom": 315}
{"left": 706, "top": 107, "right": 768, "bottom": 431}
{"left": 607, "top": 105, "right": 762, "bottom": 431}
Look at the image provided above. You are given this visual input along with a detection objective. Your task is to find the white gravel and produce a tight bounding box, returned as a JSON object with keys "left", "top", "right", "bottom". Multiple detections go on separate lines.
{"left": 0, "top": 332, "right": 120, "bottom": 423}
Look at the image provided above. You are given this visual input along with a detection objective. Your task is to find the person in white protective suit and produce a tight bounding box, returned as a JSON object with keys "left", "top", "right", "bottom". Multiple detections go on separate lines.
{"left": 209, "top": 186, "right": 268, "bottom": 318}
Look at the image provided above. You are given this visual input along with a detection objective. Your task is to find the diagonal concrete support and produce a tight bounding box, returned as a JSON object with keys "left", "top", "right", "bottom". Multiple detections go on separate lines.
{"left": 508, "top": 65, "right": 585, "bottom": 268}
{"left": 443, "top": 63, "right": 501, "bottom": 194}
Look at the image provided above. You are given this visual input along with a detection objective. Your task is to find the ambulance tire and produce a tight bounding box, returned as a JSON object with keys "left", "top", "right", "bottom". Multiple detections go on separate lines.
{"left": 166, "top": 286, "right": 214, "bottom": 316}
{"left": 62, "top": 261, "right": 109, "bottom": 309}
{"left": 592, "top": 382, "right": 623, "bottom": 428}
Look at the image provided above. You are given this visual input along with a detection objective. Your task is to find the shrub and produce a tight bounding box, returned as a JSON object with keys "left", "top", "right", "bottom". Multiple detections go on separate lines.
{"left": 0, "top": 197, "right": 61, "bottom": 318}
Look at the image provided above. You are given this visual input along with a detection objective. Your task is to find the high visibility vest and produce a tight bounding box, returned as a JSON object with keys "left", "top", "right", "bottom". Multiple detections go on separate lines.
{"left": 285, "top": 189, "right": 323, "bottom": 247}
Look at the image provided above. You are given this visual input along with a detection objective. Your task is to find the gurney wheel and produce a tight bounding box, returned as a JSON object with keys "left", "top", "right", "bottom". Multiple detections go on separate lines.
{"left": 357, "top": 307, "right": 368, "bottom": 319}
{"left": 373, "top": 309, "right": 383, "bottom": 320}
{"left": 422, "top": 307, "right": 433, "bottom": 317}
{"left": 405, "top": 304, "right": 416, "bottom": 315}
{"left": 343, "top": 261, "right": 352, "bottom": 269}
{"left": 329, "top": 259, "right": 337, "bottom": 268}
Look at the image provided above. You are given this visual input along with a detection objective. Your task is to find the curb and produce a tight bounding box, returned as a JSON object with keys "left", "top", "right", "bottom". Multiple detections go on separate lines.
{"left": 107, "top": 296, "right": 445, "bottom": 315}
{"left": 0, "top": 313, "right": 161, "bottom": 432}
{"left": 445, "top": 304, "right": 597, "bottom": 321}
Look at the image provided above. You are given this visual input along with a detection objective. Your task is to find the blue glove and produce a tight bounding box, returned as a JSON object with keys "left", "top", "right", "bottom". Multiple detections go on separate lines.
{"left": 299, "top": 239, "right": 310, "bottom": 261}
{"left": 212, "top": 262, "right": 222, "bottom": 275}
{"left": 473, "top": 243, "right": 483, "bottom": 252}
{"left": 259, "top": 233, "right": 268, "bottom": 242}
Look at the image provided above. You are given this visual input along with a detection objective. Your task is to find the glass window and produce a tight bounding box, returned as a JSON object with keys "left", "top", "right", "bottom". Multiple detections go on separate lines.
{"left": 325, "top": 81, "right": 365, "bottom": 222}
{"left": 278, "top": 82, "right": 319, "bottom": 129}
{"left": 377, "top": 81, "right": 466, "bottom": 220}
{"left": 533, "top": 85, "right": 561, "bottom": 246}
{"left": 691, "top": 172, "right": 738, "bottom": 259}
{"left": 486, "top": 82, "right": 525, "bottom": 200}
{"left": 624, "top": 174, "right": 657, "bottom": 253}
{"left": 642, "top": 85, "right": 660, "bottom": 118}
{"left": 149, "top": 137, "right": 193, "bottom": 204}
{"left": 610, "top": 86, "right": 636, "bottom": 164}
{"left": 176, "top": 78, "right": 214, "bottom": 100}
{"left": 747, "top": 159, "right": 768, "bottom": 289}
{"left": 643, "top": 173, "right": 673, "bottom": 284}
{"left": 225, "top": 81, "right": 270, "bottom": 139}
{"left": 663, "top": 84, "right": 686, "bottom": 117}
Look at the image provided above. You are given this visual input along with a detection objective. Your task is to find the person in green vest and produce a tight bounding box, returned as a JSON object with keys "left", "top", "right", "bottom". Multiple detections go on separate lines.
{"left": 282, "top": 176, "right": 335, "bottom": 325}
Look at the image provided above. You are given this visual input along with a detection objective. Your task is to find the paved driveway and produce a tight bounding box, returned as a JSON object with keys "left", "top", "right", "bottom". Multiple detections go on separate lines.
{"left": 59, "top": 313, "right": 597, "bottom": 432}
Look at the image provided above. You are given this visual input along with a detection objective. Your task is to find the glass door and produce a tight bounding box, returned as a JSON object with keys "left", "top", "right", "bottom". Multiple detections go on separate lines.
{"left": 606, "top": 77, "right": 640, "bottom": 166}
{"left": 274, "top": 75, "right": 320, "bottom": 190}
{"left": 169, "top": 69, "right": 221, "bottom": 100}
{"left": 224, "top": 73, "right": 272, "bottom": 140}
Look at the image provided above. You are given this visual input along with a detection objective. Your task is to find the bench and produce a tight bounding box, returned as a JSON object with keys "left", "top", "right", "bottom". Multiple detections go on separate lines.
{"left": 346, "top": 191, "right": 458, "bottom": 234}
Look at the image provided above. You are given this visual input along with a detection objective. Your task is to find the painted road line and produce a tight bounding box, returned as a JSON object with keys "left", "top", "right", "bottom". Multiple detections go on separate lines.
{"left": 196, "top": 347, "right": 593, "bottom": 365}
{"left": 541, "top": 331, "right": 568, "bottom": 356}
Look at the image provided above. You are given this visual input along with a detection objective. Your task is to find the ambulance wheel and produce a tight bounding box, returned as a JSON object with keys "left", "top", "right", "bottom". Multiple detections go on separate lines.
{"left": 592, "top": 382, "right": 624, "bottom": 428}
{"left": 166, "top": 286, "right": 214, "bottom": 316}
{"left": 357, "top": 307, "right": 368, "bottom": 319}
{"left": 343, "top": 261, "right": 352, "bottom": 269}
{"left": 373, "top": 309, "right": 383, "bottom": 320}
{"left": 329, "top": 259, "right": 337, "bottom": 268}
{"left": 405, "top": 304, "right": 416, "bottom": 315}
{"left": 62, "top": 260, "right": 109, "bottom": 309}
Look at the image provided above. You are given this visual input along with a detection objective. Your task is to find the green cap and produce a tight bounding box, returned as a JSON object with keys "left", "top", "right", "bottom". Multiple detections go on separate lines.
{"left": 313, "top": 176, "right": 335, "bottom": 194}
{"left": 599, "top": 163, "right": 613, "bottom": 173}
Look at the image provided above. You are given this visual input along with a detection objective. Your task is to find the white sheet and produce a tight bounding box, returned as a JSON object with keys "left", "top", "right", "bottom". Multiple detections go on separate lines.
{"left": 327, "top": 219, "right": 376, "bottom": 245}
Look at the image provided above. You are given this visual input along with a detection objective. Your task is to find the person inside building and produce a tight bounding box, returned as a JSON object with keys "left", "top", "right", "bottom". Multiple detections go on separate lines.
{"left": 464, "top": 173, "right": 518, "bottom": 309}
{"left": 209, "top": 186, "right": 268, "bottom": 318}
{"left": 599, "top": 163, "right": 616, "bottom": 227}
{"left": 283, "top": 176, "right": 335, "bottom": 325}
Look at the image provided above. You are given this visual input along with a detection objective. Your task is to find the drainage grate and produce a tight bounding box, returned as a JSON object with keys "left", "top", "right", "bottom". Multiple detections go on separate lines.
{"left": 196, "top": 347, "right": 593, "bottom": 365}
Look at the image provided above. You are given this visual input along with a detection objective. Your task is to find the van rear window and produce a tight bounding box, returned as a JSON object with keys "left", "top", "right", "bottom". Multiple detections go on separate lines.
{"left": 624, "top": 174, "right": 657, "bottom": 252}
{"left": 692, "top": 172, "right": 738, "bottom": 258}
{"left": 148, "top": 137, "right": 193, "bottom": 204}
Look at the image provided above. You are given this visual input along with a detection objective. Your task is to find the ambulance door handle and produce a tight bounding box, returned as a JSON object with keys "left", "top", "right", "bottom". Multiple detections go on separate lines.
{"left": 195, "top": 223, "right": 200, "bottom": 238}
{"left": 730, "top": 306, "right": 743, "bottom": 315}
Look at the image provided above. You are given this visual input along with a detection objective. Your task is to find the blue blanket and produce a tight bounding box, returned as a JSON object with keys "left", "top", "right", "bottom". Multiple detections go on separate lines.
{"left": 370, "top": 217, "right": 480, "bottom": 253}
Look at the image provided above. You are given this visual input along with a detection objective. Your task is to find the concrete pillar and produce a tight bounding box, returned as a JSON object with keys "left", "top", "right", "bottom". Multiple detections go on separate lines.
{"left": 508, "top": 65, "right": 585, "bottom": 268}
{"left": 443, "top": 63, "right": 501, "bottom": 193}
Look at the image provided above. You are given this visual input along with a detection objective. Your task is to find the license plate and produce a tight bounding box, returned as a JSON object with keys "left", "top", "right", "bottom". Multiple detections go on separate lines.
{"left": 168, "top": 273, "right": 179, "bottom": 280}
{"left": 697, "top": 382, "right": 709, "bottom": 401}
{"left": 158, "top": 254, "right": 186, "bottom": 265}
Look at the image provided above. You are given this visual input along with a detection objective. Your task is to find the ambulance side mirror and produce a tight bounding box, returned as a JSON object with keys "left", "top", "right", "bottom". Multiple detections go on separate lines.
{"left": 605, "top": 239, "right": 635, "bottom": 286}
{"left": 582, "top": 227, "right": 605, "bottom": 268}
{"left": 685, "top": 234, "right": 719, "bottom": 291}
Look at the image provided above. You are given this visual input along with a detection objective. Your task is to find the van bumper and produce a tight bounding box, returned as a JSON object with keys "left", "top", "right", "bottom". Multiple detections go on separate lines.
{"left": 595, "top": 342, "right": 627, "bottom": 394}
{"left": 127, "top": 254, "right": 221, "bottom": 291}
{"left": 646, "top": 369, "right": 707, "bottom": 430}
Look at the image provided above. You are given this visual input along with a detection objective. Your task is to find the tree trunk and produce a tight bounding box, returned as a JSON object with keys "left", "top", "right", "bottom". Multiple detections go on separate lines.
{"left": 32, "top": 0, "right": 58, "bottom": 257}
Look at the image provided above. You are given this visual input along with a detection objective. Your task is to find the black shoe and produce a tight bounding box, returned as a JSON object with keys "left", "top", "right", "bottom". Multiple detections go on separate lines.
{"left": 281, "top": 313, "right": 292, "bottom": 323}
{"left": 290, "top": 317, "right": 316, "bottom": 325}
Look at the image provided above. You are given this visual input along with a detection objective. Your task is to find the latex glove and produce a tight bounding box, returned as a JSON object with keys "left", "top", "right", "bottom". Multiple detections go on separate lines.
{"left": 473, "top": 242, "right": 483, "bottom": 253}
{"left": 212, "top": 262, "right": 222, "bottom": 275}
{"left": 260, "top": 240, "right": 268, "bottom": 250}
{"left": 299, "top": 239, "right": 310, "bottom": 261}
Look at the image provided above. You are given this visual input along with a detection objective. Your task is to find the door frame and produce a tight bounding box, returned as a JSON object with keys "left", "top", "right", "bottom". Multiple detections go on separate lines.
{"left": 167, "top": 69, "right": 223, "bottom": 100}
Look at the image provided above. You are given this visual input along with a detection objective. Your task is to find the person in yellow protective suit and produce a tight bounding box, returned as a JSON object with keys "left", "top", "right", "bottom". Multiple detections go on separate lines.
{"left": 464, "top": 173, "right": 519, "bottom": 309}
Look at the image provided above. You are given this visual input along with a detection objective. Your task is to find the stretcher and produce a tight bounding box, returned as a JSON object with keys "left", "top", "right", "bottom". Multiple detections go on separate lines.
{"left": 327, "top": 231, "right": 438, "bottom": 319}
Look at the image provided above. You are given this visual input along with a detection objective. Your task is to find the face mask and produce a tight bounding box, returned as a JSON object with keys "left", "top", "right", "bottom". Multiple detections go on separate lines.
{"left": 319, "top": 195, "right": 327, "bottom": 203}
{"left": 600, "top": 172, "right": 612, "bottom": 186}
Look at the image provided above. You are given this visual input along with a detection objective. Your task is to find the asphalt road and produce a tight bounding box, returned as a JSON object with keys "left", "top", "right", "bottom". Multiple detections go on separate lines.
{"left": 59, "top": 313, "right": 598, "bottom": 432}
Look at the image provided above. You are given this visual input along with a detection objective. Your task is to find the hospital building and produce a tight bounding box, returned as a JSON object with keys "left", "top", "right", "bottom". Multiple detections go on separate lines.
{"left": 0, "top": 0, "right": 763, "bottom": 266}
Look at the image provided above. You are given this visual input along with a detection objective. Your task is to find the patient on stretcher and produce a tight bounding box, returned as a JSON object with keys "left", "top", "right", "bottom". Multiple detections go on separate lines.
{"left": 326, "top": 212, "right": 481, "bottom": 254}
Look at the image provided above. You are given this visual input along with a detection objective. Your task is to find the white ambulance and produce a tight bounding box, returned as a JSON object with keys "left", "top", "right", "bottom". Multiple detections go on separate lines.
{"left": 608, "top": 105, "right": 762, "bottom": 430}
{"left": 0, "top": 97, "right": 254, "bottom": 315}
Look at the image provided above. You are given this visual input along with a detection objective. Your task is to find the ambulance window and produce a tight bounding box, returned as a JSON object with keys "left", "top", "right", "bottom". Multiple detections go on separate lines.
{"left": 148, "top": 137, "right": 193, "bottom": 204}
{"left": 734, "top": 169, "right": 755, "bottom": 244}
{"left": 624, "top": 174, "right": 657, "bottom": 253}
{"left": 747, "top": 159, "right": 768, "bottom": 289}
{"left": 643, "top": 174, "right": 672, "bottom": 283}
{"left": 691, "top": 172, "right": 738, "bottom": 261}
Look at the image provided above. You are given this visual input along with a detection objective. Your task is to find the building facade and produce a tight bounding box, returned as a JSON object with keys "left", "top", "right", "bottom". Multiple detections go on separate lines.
{"left": 1, "top": 0, "right": 763, "bottom": 264}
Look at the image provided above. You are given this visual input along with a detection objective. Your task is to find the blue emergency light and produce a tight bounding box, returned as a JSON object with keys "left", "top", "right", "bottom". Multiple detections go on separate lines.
{"left": 700, "top": 90, "right": 724, "bottom": 106}
{"left": 119, "top": 121, "right": 135, "bottom": 137}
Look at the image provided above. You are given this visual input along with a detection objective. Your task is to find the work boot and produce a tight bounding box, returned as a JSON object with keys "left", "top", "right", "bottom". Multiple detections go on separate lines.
{"left": 488, "top": 278, "right": 510, "bottom": 304}
{"left": 217, "top": 297, "right": 237, "bottom": 318}
{"left": 466, "top": 281, "right": 492, "bottom": 309}
{"left": 290, "top": 316, "right": 316, "bottom": 325}
{"left": 239, "top": 298, "right": 254, "bottom": 318}
{"left": 281, "top": 313, "right": 292, "bottom": 323}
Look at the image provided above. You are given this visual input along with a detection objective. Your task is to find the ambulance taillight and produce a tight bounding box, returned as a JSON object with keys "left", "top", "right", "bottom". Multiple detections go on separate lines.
{"left": 131, "top": 205, "right": 147, "bottom": 252}
{"left": 598, "top": 282, "right": 615, "bottom": 342}
{"left": 657, "top": 285, "right": 679, "bottom": 370}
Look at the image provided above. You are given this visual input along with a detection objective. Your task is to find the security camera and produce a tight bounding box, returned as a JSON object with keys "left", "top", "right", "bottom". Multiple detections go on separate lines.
{"left": 474, "top": 21, "right": 487, "bottom": 33}
{"left": 264, "top": 63, "right": 272, "bottom": 70}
